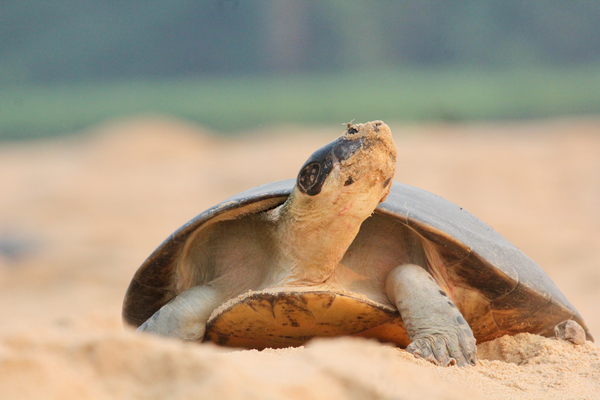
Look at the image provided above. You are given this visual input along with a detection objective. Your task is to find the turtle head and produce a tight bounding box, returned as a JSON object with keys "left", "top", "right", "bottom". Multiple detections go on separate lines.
{"left": 276, "top": 121, "right": 397, "bottom": 284}
{"left": 294, "top": 120, "right": 397, "bottom": 218}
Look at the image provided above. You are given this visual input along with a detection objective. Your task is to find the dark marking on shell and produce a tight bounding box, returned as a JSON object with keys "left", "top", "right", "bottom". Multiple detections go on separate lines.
{"left": 344, "top": 176, "right": 354, "bottom": 186}
{"left": 439, "top": 290, "right": 448, "bottom": 297}
{"left": 216, "top": 334, "right": 230, "bottom": 346}
{"left": 448, "top": 301, "right": 456, "bottom": 309}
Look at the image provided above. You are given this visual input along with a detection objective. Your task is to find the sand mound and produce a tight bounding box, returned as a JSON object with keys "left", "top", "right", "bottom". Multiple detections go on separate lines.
{"left": 478, "top": 332, "right": 598, "bottom": 365}
{"left": 1, "top": 320, "right": 597, "bottom": 400}
{"left": 0, "top": 314, "right": 479, "bottom": 400}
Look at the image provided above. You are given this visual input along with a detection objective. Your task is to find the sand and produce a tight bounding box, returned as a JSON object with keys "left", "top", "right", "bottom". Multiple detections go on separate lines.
{"left": 1, "top": 117, "right": 599, "bottom": 399}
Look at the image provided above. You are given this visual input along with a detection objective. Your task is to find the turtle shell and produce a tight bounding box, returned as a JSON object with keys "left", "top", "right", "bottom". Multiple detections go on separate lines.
{"left": 123, "top": 179, "right": 593, "bottom": 346}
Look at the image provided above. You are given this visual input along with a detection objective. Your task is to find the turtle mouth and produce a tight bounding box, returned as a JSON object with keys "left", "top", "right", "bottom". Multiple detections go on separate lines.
{"left": 297, "top": 137, "right": 366, "bottom": 196}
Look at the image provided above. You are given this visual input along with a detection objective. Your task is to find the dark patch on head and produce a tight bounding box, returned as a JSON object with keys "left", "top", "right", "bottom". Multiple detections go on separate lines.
{"left": 383, "top": 177, "right": 392, "bottom": 188}
{"left": 333, "top": 138, "right": 364, "bottom": 160}
{"left": 374, "top": 121, "right": 382, "bottom": 132}
{"left": 439, "top": 290, "right": 448, "bottom": 297}
{"left": 297, "top": 137, "right": 364, "bottom": 195}
{"left": 298, "top": 162, "right": 321, "bottom": 194}
{"left": 344, "top": 176, "right": 354, "bottom": 186}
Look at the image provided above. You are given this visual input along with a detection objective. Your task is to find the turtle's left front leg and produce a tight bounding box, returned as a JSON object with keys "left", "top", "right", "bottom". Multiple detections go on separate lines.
{"left": 385, "top": 264, "right": 477, "bottom": 367}
{"left": 137, "top": 285, "right": 224, "bottom": 341}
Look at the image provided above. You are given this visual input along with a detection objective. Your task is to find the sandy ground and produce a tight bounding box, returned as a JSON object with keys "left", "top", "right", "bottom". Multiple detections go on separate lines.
{"left": 0, "top": 117, "right": 599, "bottom": 399}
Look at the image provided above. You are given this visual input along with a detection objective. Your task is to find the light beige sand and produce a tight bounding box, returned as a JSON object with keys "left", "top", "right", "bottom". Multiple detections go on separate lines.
{"left": 1, "top": 117, "right": 599, "bottom": 399}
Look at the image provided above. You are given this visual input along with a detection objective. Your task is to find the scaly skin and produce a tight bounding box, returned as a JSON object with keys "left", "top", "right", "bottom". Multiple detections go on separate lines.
{"left": 386, "top": 264, "right": 477, "bottom": 366}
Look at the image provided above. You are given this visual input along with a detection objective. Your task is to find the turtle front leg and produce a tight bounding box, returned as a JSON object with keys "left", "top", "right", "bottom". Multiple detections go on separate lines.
{"left": 137, "top": 285, "right": 223, "bottom": 341}
{"left": 385, "top": 264, "right": 477, "bottom": 367}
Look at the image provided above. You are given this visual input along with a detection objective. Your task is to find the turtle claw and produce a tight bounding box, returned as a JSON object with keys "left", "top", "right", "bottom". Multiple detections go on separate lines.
{"left": 407, "top": 333, "right": 476, "bottom": 367}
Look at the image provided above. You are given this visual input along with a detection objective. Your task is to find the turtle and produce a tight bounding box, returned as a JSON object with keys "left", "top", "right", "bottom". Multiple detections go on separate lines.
{"left": 123, "top": 120, "right": 593, "bottom": 367}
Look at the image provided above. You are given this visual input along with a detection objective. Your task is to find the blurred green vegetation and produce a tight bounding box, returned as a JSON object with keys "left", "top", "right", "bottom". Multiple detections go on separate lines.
{"left": 3, "top": 1, "right": 600, "bottom": 83}
{"left": 2, "top": 65, "right": 600, "bottom": 140}
{"left": 1, "top": 1, "right": 599, "bottom": 139}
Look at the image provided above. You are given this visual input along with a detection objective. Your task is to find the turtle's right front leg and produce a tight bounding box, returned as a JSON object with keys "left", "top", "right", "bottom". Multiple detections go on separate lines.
{"left": 137, "top": 285, "right": 223, "bottom": 341}
{"left": 385, "top": 264, "right": 477, "bottom": 367}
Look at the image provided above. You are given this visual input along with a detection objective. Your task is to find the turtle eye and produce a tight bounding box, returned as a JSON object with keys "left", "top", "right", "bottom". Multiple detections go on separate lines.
{"left": 298, "top": 162, "right": 320, "bottom": 192}
{"left": 344, "top": 176, "right": 354, "bottom": 186}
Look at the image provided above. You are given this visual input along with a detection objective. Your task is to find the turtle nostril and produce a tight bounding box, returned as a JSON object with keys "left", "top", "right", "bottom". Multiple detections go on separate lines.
{"left": 346, "top": 122, "right": 358, "bottom": 135}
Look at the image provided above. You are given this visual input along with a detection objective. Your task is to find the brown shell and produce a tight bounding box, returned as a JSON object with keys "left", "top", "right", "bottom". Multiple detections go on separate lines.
{"left": 123, "top": 179, "right": 593, "bottom": 345}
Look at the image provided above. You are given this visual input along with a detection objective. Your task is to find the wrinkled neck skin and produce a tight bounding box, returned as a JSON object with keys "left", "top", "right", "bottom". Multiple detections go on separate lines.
{"left": 262, "top": 119, "right": 397, "bottom": 287}
{"left": 267, "top": 169, "right": 387, "bottom": 286}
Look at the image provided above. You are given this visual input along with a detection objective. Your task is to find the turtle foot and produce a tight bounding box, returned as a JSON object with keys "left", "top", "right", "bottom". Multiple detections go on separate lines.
{"left": 386, "top": 264, "right": 477, "bottom": 367}
{"left": 137, "top": 302, "right": 207, "bottom": 341}
{"left": 136, "top": 285, "right": 223, "bottom": 342}
{"left": 407, "top": 331, "right": 477, "bottom": 367}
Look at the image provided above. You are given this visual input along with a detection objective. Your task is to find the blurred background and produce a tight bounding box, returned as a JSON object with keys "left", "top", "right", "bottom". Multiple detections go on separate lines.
{"left": 0, "top": 1, "right": 599, "bottom": 340}
{"left": 2, "top": 0, "right": 600, "bottom": 139}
